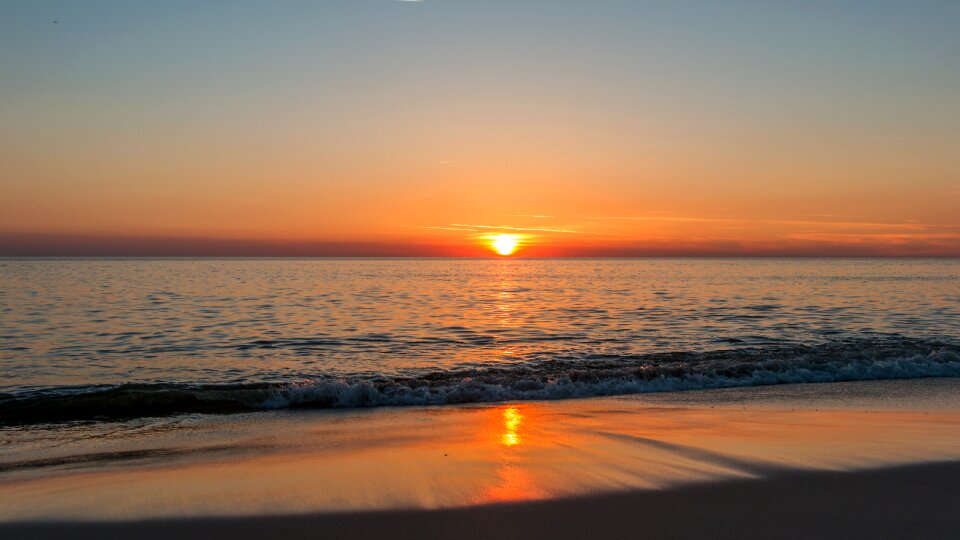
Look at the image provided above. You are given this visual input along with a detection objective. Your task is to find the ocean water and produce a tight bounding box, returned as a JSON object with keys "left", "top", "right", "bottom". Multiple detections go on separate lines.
{"left": 1, "top": 258, "right": 959, "bottom": 424}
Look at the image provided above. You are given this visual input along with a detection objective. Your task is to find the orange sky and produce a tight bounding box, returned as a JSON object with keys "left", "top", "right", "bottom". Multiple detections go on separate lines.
{"left": 2, "top": 1, "right": 959, "bottom": 256}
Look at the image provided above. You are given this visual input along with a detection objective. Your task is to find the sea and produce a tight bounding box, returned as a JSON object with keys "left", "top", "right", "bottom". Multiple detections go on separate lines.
{"left": 2, "top": 258, "right": 959, "bottom": 426}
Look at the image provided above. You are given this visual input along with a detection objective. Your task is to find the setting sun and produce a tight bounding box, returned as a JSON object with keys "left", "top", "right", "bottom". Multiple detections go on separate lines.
{"left": 491, "top": 234, "right": 520, "bottom": 256}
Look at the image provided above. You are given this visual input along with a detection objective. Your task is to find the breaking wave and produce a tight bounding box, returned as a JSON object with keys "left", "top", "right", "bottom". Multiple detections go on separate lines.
{"left": 2, "top": 338, "right": 958, "bottom": 425}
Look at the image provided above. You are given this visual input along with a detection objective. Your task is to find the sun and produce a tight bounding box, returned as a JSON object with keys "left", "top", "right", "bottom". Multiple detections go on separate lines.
{"left": 490, "top": 234, "right": 520, "bottom": 256}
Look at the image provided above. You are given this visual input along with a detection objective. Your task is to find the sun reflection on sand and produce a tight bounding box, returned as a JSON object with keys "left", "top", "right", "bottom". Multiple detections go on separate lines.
{"left": 500, "top": 407, "right": 523, "bottom": 447}
{"left": 3, "top": 387, "right": 960, "bottom": 520}
{"left": 480, "top": 405, "right": 551, "bottom": 502}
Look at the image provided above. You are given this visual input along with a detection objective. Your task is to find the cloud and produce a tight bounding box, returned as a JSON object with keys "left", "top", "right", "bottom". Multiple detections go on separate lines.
{"left": 450, "top": 223, "right": 627, "bottom": 236}
{"left": 786, "top": 231, "right": 960, "bottom": 242}
{"left": 586, "top": 215, "right": 938, "bottom": 231}
{"left": 422, "top": 226, "right": 478, "bottom": 232}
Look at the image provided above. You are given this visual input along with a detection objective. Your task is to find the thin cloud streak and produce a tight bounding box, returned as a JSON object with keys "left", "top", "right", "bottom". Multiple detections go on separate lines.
{"left": 451, "top": 223, "right": 628, "bottom": 237}
{"left": 422, "top": 226, "right": 478, "bottom": 232}
{"left": 787, "top": 232, "right": 960, "bottom": 241}
{"left": 587, "top": 215, "right": 939, "bottom": 231}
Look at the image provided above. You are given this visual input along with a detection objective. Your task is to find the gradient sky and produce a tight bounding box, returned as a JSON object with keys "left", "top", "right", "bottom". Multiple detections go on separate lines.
{"left": 2, "top": 0, "right": 959, "bottom": 256}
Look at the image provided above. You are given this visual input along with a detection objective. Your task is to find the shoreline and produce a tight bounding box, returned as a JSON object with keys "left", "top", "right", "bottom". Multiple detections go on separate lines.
{"left": 2, "top": 378, "right": 959, "bottom": 536}
{"left": 4, "top": 460, "right": 959, "bottom": 540}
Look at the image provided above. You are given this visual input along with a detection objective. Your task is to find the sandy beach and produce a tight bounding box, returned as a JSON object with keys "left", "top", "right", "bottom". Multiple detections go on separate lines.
{"left": 2, "top": 378, "right": 959, "bottom": 538}
{"left": 5, "top": 461, "right": 959, "bottom": 540}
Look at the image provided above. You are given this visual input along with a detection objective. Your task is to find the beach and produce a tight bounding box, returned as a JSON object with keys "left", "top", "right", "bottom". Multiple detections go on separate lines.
{"left": 3, "top": 378, "right": 959, "bottom": 539}
{"left": 5, "top": 0, "right": 960, "bottom": 536}
{"left": 5, "top": 463, "right": 959, "bottom": 540}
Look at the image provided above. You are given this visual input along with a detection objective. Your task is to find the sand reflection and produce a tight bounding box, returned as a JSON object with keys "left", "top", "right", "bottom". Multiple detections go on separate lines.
{"left": 3, "top": 384, "right": 960, "bottom": 521}
{"left": 481, "top": 405, "right": 549, "bottom": 502}
{"left": 500, "top": 407, "right": 523, "bottom": 447}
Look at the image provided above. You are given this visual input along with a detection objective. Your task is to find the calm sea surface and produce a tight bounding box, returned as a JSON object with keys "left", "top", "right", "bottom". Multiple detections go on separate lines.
{"left": 1, "top": 259, "right": 959, "bottom": 423}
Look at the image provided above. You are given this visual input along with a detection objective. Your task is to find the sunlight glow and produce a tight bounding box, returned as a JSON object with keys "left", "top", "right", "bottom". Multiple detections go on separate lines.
{"left": 491, "top": 234, "right": 520, "bottom": 256}
{"left": 501, "top": 407, "right": 523, "bottom": 446}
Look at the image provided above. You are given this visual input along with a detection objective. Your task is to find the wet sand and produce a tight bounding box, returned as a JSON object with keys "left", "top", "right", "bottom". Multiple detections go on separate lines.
{"left": 2, "top": 379, "right": 959, "bottom": 538}
{"left": 4, "top": 461, "right": 960, "bottom": 540}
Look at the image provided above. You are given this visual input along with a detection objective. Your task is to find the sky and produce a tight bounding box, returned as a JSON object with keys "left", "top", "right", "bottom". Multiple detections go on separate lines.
{"left": 2, "top": 0, "right": 959, "bottom": 256}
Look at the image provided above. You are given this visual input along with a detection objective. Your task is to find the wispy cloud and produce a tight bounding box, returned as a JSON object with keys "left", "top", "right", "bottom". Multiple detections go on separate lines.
{"left": 787, "top": 231, "right": 960, "bottom": 242}
{"left": 587, "top": 215, "right": 934, "bottom": 231}
{"left": 450, "top": 223, "right": 627, "bottom": 236}
{"left": 588, "top": 215, "right": 722, "bottom": 223}
{"left": 422, "top": 226, "right": 477, "bottom": 232}
{"left": 804, "top": 213, "right": 858, "bottom": 219}
{"left": 508, "top": 214, "right": 555, "bottom": 219}
{"left": 452, "top": 223, "right": 586, "bottom": 234}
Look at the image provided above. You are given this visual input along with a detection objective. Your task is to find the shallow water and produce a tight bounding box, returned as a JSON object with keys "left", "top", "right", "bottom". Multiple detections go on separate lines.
{"left": 1, "top": 258, "right": 958, "bottom": 422}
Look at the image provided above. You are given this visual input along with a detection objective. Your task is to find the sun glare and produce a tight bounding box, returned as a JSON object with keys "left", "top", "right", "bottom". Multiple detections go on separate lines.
{"left": 501, "top": 407, "right": 523, "bottom": 446}
{"left": 491, "top": 234, "right": 520, "bottom": 256}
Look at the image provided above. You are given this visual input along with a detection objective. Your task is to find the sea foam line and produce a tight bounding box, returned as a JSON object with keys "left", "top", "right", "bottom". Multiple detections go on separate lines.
{"left": 1, "top": 339, "right": 958, "bottom": 425}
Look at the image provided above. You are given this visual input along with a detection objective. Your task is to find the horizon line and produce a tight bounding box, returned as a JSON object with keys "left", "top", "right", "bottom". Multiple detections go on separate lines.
{"left": 2, "top": 232, "right": 959, "bottom": 258}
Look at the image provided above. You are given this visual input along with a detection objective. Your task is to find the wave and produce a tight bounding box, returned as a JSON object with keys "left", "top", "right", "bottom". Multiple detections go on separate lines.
{"left": 2, "top": 338, "right": 958, "bottom": 426}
